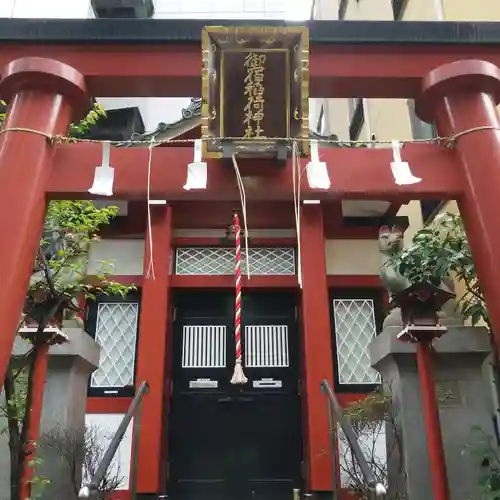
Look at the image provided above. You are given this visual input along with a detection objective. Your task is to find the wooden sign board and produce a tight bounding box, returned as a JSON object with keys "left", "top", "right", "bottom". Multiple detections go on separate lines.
{"left": 201, "top": 26, "right": 310, "bottom": 159}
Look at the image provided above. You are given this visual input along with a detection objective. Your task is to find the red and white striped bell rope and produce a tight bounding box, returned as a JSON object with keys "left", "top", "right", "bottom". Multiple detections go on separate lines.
{"left": 230, "top": 212, "right": 248, "bottom": 385}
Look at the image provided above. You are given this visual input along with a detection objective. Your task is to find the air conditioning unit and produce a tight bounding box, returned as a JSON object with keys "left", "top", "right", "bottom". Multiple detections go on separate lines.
{"left": 91, "top": 0, "right": 154, "bottom": 18}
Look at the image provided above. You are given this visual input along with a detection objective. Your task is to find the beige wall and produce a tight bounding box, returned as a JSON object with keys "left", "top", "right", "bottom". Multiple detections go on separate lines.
{"left": 325, "top": 239, "right": 380, "bottom": 275}
{"left": 343, "top": 0, "right": 392, "bottom": 20}
{"left": 402, "top": 0, "right": 439, "bottom": 20}
{"left": 402, "top": 0, "right": 500, "bottom": 20}
{"left": 442, "top": 0, "right": 500, "bottom": 20}
{"left": 88, "top": 237, "right": 381, "bottom": 278}
{"left": 88, "top": 239, "right": 146, "bottom": 275}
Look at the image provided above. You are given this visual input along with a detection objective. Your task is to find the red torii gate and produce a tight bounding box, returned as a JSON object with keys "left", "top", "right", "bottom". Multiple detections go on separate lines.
{"left": 2, "top": 19, "right": 500, "bottom": 500}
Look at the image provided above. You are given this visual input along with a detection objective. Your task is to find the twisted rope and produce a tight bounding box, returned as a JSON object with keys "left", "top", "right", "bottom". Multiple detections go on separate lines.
{"left": 2, "top": 125, "right": 500, "bottom": 147}
{"left": 230, "top": 212, "right": 247, "bottom": 385}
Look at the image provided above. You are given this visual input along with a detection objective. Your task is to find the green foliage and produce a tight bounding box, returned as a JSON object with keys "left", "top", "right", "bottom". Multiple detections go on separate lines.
{"left": 0, "top": 366, "right": 29, "bottom": 434}
{"left": 36, "top": 200, "right": 133, "bottom": 304}
{"left": 344, "top": 388, "right": 391, "bottom": 424}
{"left": 27, "top": 449, "right": 51, "bottom": 500}
{"left": 390, "top": 213, "right": 500, "bottom": 498}
{"left": 0, "top": 100, "right": 106, "bottom": 138}
{"left": 0, "top": 103, "right": 134, "bottom": 500}
{"left": 464, "top": 427, "right": 500, "bottom": 500}
{"left": 68, "top": 103, "right": 106, "bottom": 138}
{"left": 0, "top": 99, "right": 6, "bottom": 125}
{"left": 389, "top": 212, "right": 488, "bottom": 329}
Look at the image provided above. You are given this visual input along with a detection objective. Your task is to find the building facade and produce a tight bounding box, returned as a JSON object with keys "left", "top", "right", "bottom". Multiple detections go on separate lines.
{"left": 1, "top": 1, "right": 500, "bottom": 499}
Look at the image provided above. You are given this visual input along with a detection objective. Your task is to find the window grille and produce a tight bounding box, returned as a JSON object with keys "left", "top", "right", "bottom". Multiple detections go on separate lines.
{"left": 182, "top": 325, "right": 226, "bottom": 368}
{"left": 333, "top": 299, "right": 381, "bottom": 385}
{"left": 245, "top": 325, "right": 289, "bottom": 368}
{"left": 175, "top": 247, "right": 296, "bottom": 275}
{"left": 91, "top": 302, "right": 139, "bottom": 389}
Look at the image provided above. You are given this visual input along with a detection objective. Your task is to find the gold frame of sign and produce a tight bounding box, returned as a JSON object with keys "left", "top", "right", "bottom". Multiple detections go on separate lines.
{"left": 201, "top": 25, "right": 310, "bottom": 159}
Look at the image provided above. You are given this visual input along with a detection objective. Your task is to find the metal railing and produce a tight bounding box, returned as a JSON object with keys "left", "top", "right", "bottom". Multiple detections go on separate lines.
{"left": 320, "top": 379, "right": 386, "bottom": 500}
{"left": 79, "top": 380, "right": 150, "bottom": 500}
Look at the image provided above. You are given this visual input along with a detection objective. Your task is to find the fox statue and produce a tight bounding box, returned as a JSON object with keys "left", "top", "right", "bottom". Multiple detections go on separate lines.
{"left": 378, "top": 225, "right": 410, "bottom": 299}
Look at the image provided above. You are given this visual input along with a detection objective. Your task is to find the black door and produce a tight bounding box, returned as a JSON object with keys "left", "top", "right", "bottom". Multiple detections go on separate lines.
{"left": 168, "top": 291, "right": 302, "bottom": 500}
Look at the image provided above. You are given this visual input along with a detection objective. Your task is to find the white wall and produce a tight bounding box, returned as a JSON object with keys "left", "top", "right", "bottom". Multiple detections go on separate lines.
{"left": 155, "top": 0, "right": 291, "bottom": 19}
{"left": 84, "top": 413, "right": 133, "bottom": 490}
{"left": 2, "top": 0, "right": 90, "bottom": 18}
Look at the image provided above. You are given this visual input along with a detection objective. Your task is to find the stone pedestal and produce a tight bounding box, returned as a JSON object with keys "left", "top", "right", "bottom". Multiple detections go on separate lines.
{"left": 370, "top": 322, "right": 493, "bottom": 500}
{"left": 0, "top": 328, "right": 100, "bottom": 499}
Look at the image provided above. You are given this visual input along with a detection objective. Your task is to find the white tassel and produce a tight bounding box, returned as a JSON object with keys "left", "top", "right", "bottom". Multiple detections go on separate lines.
{"left": 88, "top": 141, "right": 114, "bottom": 196}
{"left": 184, "top": 139, "right": 207, "bottom": 190}
{"left": 390, "top": 140, "right": 421, "bottom": 186}
{"left": 305, "top": 140, "right": 331, "bottom": 189}
{"left": 230, "top": 360, "right": 248, "bottom": 385}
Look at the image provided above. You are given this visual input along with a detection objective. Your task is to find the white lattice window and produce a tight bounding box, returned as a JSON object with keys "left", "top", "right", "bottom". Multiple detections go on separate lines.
{"left": 175, "top": 247, "right": 295, "bottom": 275}
{"left": 182, "top": 325, "right": 226, "bottom": 368}
{"left": 245, "top": 325, "right": 289, "bottom": 368}
{"left": 91, "top": 303, "right": 139, "bottom": 389}
{"left": 333, "top": 299, "right": 381, "bottom": 385}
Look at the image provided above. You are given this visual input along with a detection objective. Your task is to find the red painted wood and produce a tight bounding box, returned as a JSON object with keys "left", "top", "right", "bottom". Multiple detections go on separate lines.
{"left": 300, "top": 204, "right": 335, "bottom": 491}
{"left": 2, "top": 43, "right": 500, "bottom": 97}
{"left": 327, "top": 275, "right": 381, "bottom": 288}
{"left": 86, "top": 397, "right": 133, "bottom": 413}
{"left": 21, "top": 343, "right": 49, "bottom": 500}
{"left": 416, "top": 343, "right": 450, "bottom": 500}
{"left": 417, "top": 60, "right": 500, "bottom": 369}
{"left": 134, "top": 206, "right": 173, "bottom": 494}
{"left": 171, "top": 201, "right": 296, "bottom": 229}
{"left": 47, "top": 143, "right": 462, "bottom": 201}
{"left": 98, "top": 199, "right": 381, "bottom": 239}
{"left": 172, "top": 237, "right": 298, "bottom": 247}
{"left": 93, "top": 274, "right": 382, "bottom": 289}
{"left": 171, "top": 275, "right": 299, "bottom": 288}
{"left": 87, "top": 275, "right": 142, "bottom": 286}
{"left": 0, "top": 57, "right": 87, "bottom": 385}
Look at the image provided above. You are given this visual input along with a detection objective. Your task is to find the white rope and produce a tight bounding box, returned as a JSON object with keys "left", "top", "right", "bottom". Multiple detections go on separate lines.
{"left": 145, "top": 140, "right": 155, "bottom": 280}
{"left": 231, "top": 154, "right": 251, "bottom": 280}
{"left": 292, "top": 142, "right": 303, "bottom": 289}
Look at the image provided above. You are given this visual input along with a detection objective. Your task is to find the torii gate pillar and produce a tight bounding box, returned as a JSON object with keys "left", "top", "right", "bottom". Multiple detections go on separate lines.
{"left": 416, "top": 59, "right": 500, "bottom": 349}
{"left": 0, "top": 57, "right": 88, "bottom": 384}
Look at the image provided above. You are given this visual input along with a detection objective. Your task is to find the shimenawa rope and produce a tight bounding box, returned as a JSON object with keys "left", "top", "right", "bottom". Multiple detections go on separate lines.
{"left": 3, "top": 125, "right": 500, "bottom": 147}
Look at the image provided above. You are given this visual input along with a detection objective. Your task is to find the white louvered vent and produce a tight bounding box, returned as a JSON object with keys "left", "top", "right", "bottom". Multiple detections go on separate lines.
{"left": 245, "top": 325, "right": 289, "bottom": 368}
{"left": 333, "top": 299, "right": 381, "bottom": 385}
{"left": 91, "top": 302, "right": 139, "bottom": 388}
{"left": 175, "top": 247, "right": 295, "bottom": 275}
{"left": 182, "top": 325, "right": 227, "bottom": 368}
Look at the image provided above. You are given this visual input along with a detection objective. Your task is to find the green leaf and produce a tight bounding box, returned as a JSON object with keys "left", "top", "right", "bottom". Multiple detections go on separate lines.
{"left": 388, "top": 212, "right": 489, "bottom": 329}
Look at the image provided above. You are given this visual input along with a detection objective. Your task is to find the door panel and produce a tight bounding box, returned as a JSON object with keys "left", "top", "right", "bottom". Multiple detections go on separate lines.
{"left": 169, "top": 394, "right": 232, "bottom": 482}
{"left": 238, "top": 393, "right": 301, "bottom": 481}
{"left": 168, "top": 291, "right": 302, "bottom": 500}
{"left": 173, "top": 291, "right": 233, "bottom": 394}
